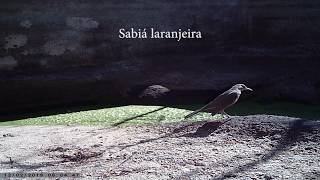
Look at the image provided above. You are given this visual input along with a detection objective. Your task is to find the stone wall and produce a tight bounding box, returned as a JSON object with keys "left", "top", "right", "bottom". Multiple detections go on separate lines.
{"left": 1, "top": 0, "right": 320, "bottom": 111}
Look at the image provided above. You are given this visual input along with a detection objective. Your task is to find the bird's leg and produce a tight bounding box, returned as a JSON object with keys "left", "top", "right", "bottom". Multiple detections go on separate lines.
{"left": 223, "top": 112, "right": 230, "bottom": 117}
{"left": 217, "top": 111, "right": 227, "bottom": 119}
{"left": 222, "top": 111, "right": 231, "bottom": 118}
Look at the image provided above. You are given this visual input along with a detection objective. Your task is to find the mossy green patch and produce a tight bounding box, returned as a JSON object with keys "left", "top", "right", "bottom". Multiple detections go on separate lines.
{"left": 0, "top": 102, "right": 319, "bottom": 126}
{"left": 0, "top": 105, "right": 217, "bottom": 126}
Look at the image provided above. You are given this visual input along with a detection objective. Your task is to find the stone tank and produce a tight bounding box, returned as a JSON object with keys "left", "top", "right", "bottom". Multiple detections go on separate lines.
{"left": 0, "top": 0, "right": 320, "bottom": 111}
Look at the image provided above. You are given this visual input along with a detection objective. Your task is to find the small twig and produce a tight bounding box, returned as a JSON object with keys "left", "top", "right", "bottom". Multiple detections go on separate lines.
{"left": 116, "top": 152, "right": 137, "bottom": 168}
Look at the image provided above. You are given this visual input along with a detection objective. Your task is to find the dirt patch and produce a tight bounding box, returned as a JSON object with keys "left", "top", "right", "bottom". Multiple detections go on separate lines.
{"left": 0, "top": 115, "right": 319, "bottom": 179}
{"left": 45, "top": 146, "right": 104, "bottom": 162}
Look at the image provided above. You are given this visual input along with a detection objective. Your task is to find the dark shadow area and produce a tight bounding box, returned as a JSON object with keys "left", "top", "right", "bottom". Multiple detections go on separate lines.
{"left": 112, "top": 107, "right": 166, "bottom": 126}
{"left": 183, "top": 119, "right": 231, "bottom": 137}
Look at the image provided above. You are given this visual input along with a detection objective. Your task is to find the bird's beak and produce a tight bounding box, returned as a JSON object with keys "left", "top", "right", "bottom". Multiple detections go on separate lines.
{"left": 245, "top": 87, "right": 253, "bottom": 91}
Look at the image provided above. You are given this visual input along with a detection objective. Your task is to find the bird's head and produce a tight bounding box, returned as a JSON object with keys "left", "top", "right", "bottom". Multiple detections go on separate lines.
{"left": 233, "top": 84, "right": 253, "bottom": 92}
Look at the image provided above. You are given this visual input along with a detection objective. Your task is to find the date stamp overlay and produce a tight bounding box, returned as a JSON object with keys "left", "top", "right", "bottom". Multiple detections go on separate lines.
{"left": 0, "top": 172, "right": 81, "bottom": 179}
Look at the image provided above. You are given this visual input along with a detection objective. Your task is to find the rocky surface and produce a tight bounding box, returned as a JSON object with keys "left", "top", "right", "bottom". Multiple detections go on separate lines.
{"left": 0, "top": 115, "right": 319, "bottom": 179}
{"left": 139, "top": 85, "right": 170, "bottom": 99}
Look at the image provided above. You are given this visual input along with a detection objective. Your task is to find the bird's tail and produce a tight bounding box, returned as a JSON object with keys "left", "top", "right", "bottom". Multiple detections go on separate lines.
{"left": 185, "top": 107, "right": 205, "bottom": 119}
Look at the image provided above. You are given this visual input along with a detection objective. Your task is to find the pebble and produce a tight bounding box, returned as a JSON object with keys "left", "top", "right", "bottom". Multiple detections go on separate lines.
{"left": 194, "top": 162, "right": 206, "bottom": 166}
{"left": 2, "top": 133, "right": 14, "bottom": 137}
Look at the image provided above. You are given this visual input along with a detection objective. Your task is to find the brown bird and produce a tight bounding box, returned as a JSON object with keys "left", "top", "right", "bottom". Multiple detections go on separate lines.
{"left": 185, "top": 84, "right": 253, "bottom": 119}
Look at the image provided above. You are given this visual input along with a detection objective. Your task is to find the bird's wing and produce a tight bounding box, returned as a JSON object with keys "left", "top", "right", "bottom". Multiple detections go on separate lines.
{"left": 185, "top": 90, "right": 240, "bottom": 119}
{"left": 202, "top": 91, "right": 240, "bottom": 113}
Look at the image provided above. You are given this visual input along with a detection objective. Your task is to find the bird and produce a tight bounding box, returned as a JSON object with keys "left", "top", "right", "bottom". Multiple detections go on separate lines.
{"left": 185, "top": 84, "right": 253, "bottom": 119}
